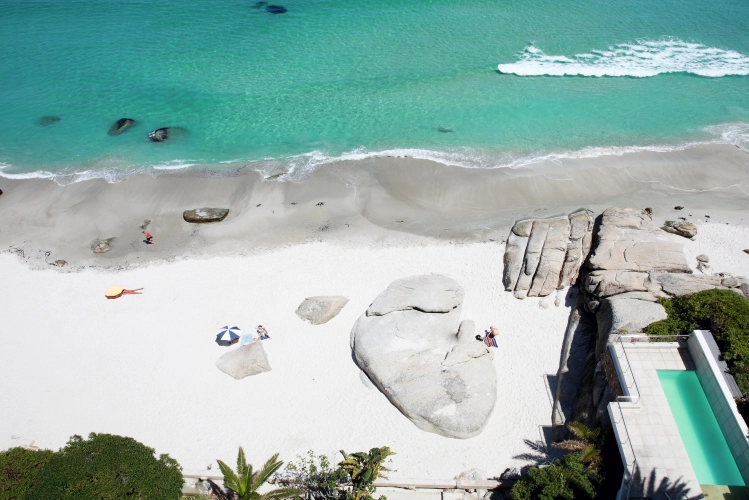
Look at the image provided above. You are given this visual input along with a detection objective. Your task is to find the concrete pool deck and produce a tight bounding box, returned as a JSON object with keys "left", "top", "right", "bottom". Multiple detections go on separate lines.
{"left": 609, "top": 338, "right": 703, "bottom": 498}
{"left": 609, "top": 331, "right": 749, "bottom": 499}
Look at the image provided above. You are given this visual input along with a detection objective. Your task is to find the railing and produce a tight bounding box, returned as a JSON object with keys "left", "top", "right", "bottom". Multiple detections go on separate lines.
{"left": 610, "top": 333, "right": 692, "bottom": 500}
{"left": 611, "top": 398, "right": 638, "bottom": 500}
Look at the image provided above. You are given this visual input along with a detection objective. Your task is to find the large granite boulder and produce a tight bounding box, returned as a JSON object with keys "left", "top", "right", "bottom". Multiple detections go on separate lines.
{"left": 503, "top": 210, "right": 593, "bottom": 299}
{"left": 587, "top": 208, "right": 690, "bottom": 274}
{"left": 296, "top": 296, "right": 349, "bottom": 325}
{"left": 595, "top": 297, "right": 668, "bottom": 359}
{"left": 183, "top": 208, "right": 230, "bottom": 223}
{"left": 216, "top": 343, "right": 271, "bottom": 379}
{"left": 351, "top": 275, "right": 496, "bottom": 439}
{"left": 647, "top": 272, "right": 723, "bottom": 296}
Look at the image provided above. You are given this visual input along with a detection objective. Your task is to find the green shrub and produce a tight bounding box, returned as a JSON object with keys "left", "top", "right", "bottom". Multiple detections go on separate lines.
{"left": 0, "top": 447, "right": 54, "bottom": 500}
{"left": 510, "top": 453, "right": 601, "bottom": 500}
{"left": 282, "top": 450, "right": 348, "bottom": 500}
{"left": 643, "top": 289, "right": 749, "bottom": 392}
{"left": 26, "top": 433, "right": 183, "bottom": 500}
{"left": 338, "top": 447, "right": 394, "bottom": 500}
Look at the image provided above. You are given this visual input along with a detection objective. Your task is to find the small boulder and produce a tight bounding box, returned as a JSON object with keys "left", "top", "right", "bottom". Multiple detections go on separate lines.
{"left": 367, "top": 274, "right": 463, "bottom": 316}
{"left": 295, "top": 296, "right": 349, "bottom": 325}
{"left": 662, "top": 221, "right": 697, "bottom": 239}
{"left": 722, "top": 276, "right": 740, "bottom": 288}
{"left": 674, "top": 206, "right": 684, "bottom": 210}
{"left": 266, "top": 4, "right": 286, "bottom": 13}
{"left": 215, "top": 342, "right": 271, "bottom": 379}
{"left": 92, "top": 238, "right": 115, "bottom": 254}
{"left": 183, "top": 208, "right": 230, "bottom": 223}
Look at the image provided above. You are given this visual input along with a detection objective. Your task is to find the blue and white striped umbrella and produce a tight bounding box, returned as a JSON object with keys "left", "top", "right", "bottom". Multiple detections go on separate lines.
{"left": 216, "top": 326, "right": 241, "bottom": 346}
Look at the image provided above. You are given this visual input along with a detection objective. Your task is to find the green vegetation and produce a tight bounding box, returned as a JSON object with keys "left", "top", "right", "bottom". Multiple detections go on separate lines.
{"left": 277, "top": 447, "right": 394, "bottom": 500}
{"left": 217, "top": 448, "right": 301, "bottom": 500}
{"left": 510, "top": 453, "right": 602, "bottom": 500}
{"left": 552, "top": 422, "right": 603, "bottom": 472}
{"left": 511, "top": 423, "right": 606, "bottom": 500}
{"left": 0, "top": 447, "right": 54, "bottom": 500}
{"left": 26, "top": 433, "right": 183, "bottom": 500}
{"left": 643, "top": 289, "right": 749, "bottom": 392}
{"left": 338, "top": 447, "right": 395, "bottom": 500}
{"left": 283, "top": 450, "right": 348, "bottom": 500}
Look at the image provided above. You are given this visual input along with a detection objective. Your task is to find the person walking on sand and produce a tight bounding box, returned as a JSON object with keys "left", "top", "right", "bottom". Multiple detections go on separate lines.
{"left": 143, "top": 231, "right": 153, "bottom": 245}
{"left": 257, "top": 325, "right": 271, "bottom": 340}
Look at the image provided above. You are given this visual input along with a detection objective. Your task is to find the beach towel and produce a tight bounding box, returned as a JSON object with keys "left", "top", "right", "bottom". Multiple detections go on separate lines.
{"left": 484, "top": 334, "right": 498, "bottom": 348}
{"left": 240, "top": 335, "right": 257, "bottom": 346}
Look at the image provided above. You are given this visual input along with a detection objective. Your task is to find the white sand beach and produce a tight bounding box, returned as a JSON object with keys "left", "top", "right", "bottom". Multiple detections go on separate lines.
{"left": 0, "top": 241, "right": 573, "bottom": 479}
{"left": 1, "top": 144, "right": 749, "bottom": 480}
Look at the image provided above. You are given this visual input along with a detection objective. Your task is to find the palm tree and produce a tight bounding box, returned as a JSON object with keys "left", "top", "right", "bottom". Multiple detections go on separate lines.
{"left": 553, "top": 422, "right": 603, "bottom": 472}
{"left": 217, "top": 447, "right": 302, "bottom": 500}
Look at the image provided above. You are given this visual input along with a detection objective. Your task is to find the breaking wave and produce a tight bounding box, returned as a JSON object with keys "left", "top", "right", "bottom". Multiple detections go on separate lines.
{"left": 498, "top": 38, "right": 749, "bottom": 77}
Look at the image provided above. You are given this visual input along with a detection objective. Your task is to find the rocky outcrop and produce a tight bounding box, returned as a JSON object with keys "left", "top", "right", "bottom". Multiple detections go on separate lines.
{"left": 351, "top": 275, "right": 496, "bottom": 439}
{"left": 560, "top": 207, "right": 744, "bottom": 433}
{"left": 296, "top": 296, "right": 349, "bottom": 325}
{"left": 662, "top": 220, "right": 697, "bottom": 239}
{"left": 183, "top": 208, "right": 229, "bottom": 223}
{"left": 216, "top": 343, "right": 271, "bottom": 380}
{"left": 148, "top": 127, "right": 187, "bottom": 142}
{"left": 108, "top": 118, "right": 136, "bottom": 136}
{"left": 503, "top": 210, "right": 593, "bottom": 299}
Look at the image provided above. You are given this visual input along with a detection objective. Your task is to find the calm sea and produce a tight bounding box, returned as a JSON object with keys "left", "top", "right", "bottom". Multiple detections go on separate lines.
{"left": 1, "top": 0, "right": 748, "bottom": 183}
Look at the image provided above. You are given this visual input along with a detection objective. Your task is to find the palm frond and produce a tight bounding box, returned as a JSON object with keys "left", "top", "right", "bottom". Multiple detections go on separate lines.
{"left": 238, "top": 446, "right": 248, "bottom": 475}
{"left": 217, "top": 459, "right": 240, "bottom": 490}
{"left": 567, "top": 422, "right": 593, "bottom": 442}
{"left": 261, "top": 487, "right": 304, "bottom": 500}
{"left": 253, "top": 453, "right": 284, "bottom": 491}
{"left": 553, "top": 440, "right": 587, "bottom": 452}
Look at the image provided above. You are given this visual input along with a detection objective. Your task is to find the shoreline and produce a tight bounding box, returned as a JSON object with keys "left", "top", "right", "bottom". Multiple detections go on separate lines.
{"left": 0, "top": 142, "right": 747, "bottom": 271}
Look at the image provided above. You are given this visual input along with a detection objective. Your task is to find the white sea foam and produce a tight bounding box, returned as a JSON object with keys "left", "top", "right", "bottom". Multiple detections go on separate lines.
{"left": 1, "top": 122, "right": 748, "bottom": 184}
{"left": 498, "top": 38, "right": 749, "bottom": 77}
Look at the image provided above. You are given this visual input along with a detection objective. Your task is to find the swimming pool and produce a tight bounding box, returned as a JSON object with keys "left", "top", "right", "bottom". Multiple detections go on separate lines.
{"left": 658, "top": 370, "right": 745, "bottom": 486}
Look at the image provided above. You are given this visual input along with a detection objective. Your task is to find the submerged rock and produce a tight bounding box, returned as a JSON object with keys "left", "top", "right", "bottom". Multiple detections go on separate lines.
{"left": 296, "top": 296, "right": 349, "bottom": 325}
{"left": 183, "top": 208, "right": 229, "bottom": 223}
{"left": 108, "top": 118, "right": 136, "bottom": 136}
{"left": 266, "top": 5, "right": 287, "bottom": 13}
{"left": 148, "top": 127, "right": 187, "bottom": 142}
{"left": 37, "top": 116, "right": 61, "bottom": 126}
{"left": 350, "top": 275, "right": 496, "bottom": 439}
{"left": 216, "top": 342, "right": 271, "bottom": 379}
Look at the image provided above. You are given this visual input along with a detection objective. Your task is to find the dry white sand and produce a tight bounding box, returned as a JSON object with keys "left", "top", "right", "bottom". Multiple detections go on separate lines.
{"left": 0, "top": 241, "right": 572, "bottom": 480}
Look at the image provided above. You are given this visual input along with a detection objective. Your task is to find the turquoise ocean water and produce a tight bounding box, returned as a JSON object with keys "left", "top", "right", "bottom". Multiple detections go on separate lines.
{"left": 1, "top": 0, "right": 748, "bottom": 183}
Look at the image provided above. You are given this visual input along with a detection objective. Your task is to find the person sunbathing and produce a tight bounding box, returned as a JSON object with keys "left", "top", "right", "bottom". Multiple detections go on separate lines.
{"left": 483, "top": 326, "right": 499, "bottom": 348}
{"left": 257, "top": 325, "right": 271, "bottom": 340}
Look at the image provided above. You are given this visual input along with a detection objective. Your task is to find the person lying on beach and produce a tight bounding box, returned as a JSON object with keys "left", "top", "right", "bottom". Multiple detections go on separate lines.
{"left": 483, "top": 326, "right": 499, "bottom": 348}
{"left": 257, "top": 325, "right": 271, "bottom": 340}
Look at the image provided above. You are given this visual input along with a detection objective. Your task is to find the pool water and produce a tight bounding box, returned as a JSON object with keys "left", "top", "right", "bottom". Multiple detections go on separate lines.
{"left": 658, "top": 370, "right": 745, "bottom": 486}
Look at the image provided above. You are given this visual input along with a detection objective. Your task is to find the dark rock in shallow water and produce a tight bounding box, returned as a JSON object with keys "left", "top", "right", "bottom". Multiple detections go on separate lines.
{"left": 37, "top": 116, "right": 61, "bottom": 126}
{"left": 438, "top": 127, "right": 452, "bottom": 133}
{"left": 148, "top": 127, "right": 187, "bottom": 142}
{"left": 183, "top": 207, "right": 230, "bottom": 223}
{"left": 252, "top": 1, "right": 267, "bottom": 7}
{"left": 108, "top": 118, "right": 136, "bottom": 136}
{"left": 266, "top": 5, "right": 287, "bottom": 13}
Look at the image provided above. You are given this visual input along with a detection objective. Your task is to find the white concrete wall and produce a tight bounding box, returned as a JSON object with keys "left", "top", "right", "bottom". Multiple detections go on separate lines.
{"left": 688, "top": 330, "right": 749, "bottom": 485}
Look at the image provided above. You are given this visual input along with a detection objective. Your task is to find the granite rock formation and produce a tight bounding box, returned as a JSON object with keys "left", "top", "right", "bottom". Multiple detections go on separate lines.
{"left": 296, "top": 296, "right": 349, "bottom": 325}
{"left": 350, "top": 275, "right": 496, "bottom": 439}
{"left": 183, "top": 208, "right": 230, "bottom": 223}
{"left": 216, "top": 342, "right": 271, "bottom": 380}
{"left": 503, "top": 210, "right": 594, "bottom": 299}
